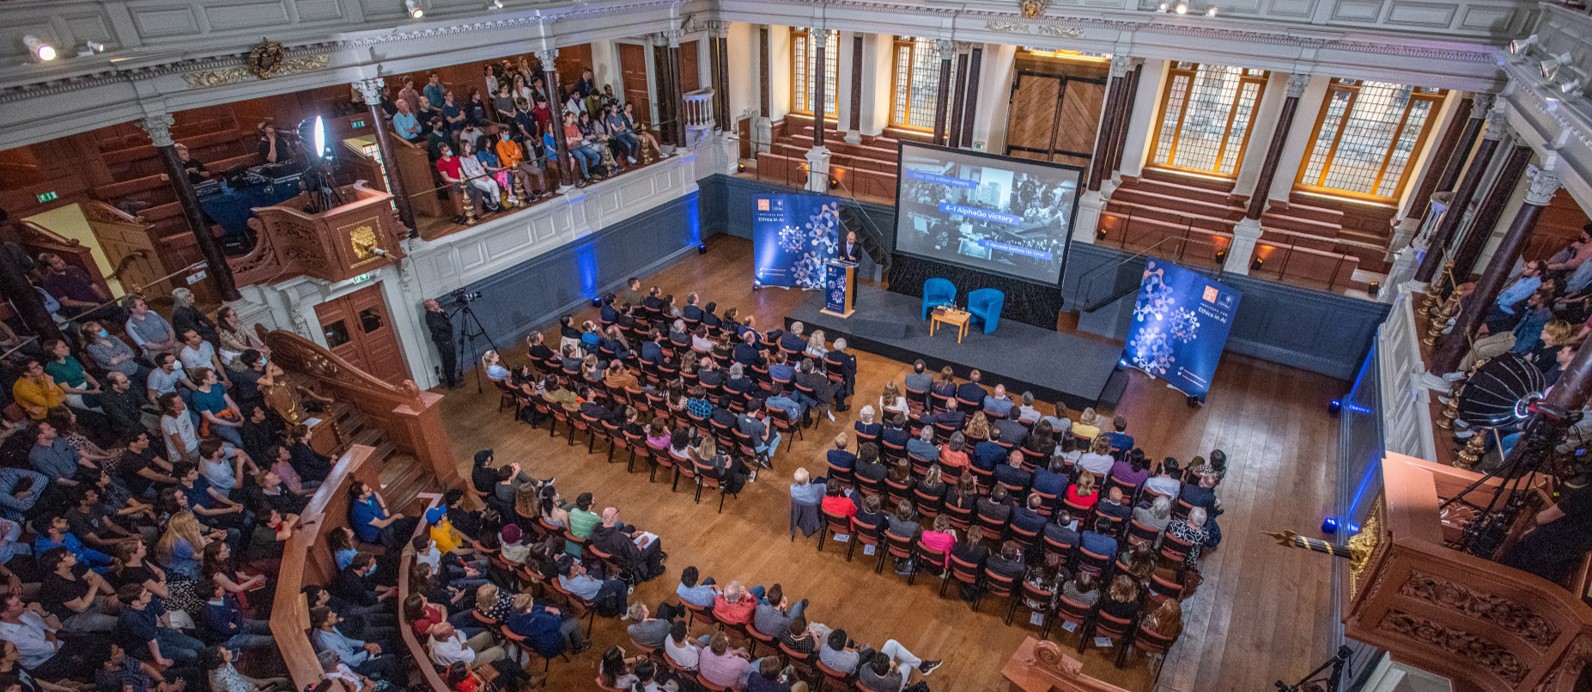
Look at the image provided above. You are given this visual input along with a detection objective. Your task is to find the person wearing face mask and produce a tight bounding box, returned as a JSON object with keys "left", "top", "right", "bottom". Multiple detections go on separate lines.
{"left": 81, "top": 320, "right": 149, "bottom": 384}
{"left": 494, "top": 130, "right": 548, "bottom": 200}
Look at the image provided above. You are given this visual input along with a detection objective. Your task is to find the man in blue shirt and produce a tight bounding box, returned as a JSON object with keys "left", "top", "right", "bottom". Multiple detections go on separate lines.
{"left": 557, "top": 556, "right": 627, "bottom": 611}
{"left": 0, "top": 467, "right": 48, "bottom": 521}
{"left": 391, "top": 99, "right": 421, "bottom": 141}
{"left": 422, "top": 73, "right": 447, "bottom": 114}
{"left": 348, "top": 481, "right": 408, "bottom": 547}
{"left": 825, "top": 435, "right": 857, "bottom": 474}
{"left": 29, "top": 422, "right": 83, "bottom": 485}
{"left": 1105, "top": 415, "right": 1134, "bottom": 453}
{"left": 766, "top": 386, "right": 805, "bottom": 425}
{"left": 311, "top": 606, "right": 402, "bottom": 682}
{"left": 1494, "top": 260, "right": 1543, "bottom": 315}
{"left": 768, "top": 353, "right": 797, "bottom": 385}
{"left": 972, "top": 433, "right": 1006, "bottom": 471}
{"left": 1079, "top": 519, "right": 1118, "bottom": 558}
{"left": 675, "top": 565, "right": 719, "bottom": 607}
{"left": 982, "top": 384, "right": 1014, "bottom": 418}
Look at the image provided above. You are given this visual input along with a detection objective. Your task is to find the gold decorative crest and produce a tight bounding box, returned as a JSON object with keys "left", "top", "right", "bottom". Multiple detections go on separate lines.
{"left": 349, "top": 225, "right": 380, "bottom": 261}
{"left": 247, "top": 40, "right": 287, "bottom": 79}
{"left": 183, "top": 54, "right": 329, "bottom": 89}
{"left": 1020, "top": 0, "right": 1049, "bottom": 18}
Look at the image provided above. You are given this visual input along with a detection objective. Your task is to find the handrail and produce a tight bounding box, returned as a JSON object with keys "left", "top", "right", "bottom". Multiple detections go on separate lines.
{"left": 397, "top": 493, "right": 449, "bottom": 692}
{"left": 1077, "top": 208, "right": 1223, "bottom": 312}
{"left": 269, "top": 444, "right": 381, "bottom": 690}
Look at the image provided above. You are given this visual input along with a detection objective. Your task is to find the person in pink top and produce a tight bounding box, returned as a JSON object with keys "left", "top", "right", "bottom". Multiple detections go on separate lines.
{"left": 918, "top": 515, "right": 956, "bottom": 570}
{"left": 698, "top": 631, "right": 752, "bottom": 689}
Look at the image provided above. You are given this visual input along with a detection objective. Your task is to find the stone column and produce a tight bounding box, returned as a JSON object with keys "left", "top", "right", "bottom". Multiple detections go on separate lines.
{"left": 1388, "top": 93, "right": 1488, "bottom": 254}
{"left": 948, "top": 44, "right": 970, "bottom": 148}
{"left": 140, "top": 114, "right": 241, "bottom": 302}
{"left": 1103, "top": 59, "right": 1144, "bottom": 191}
{"left": 811, "top": 27, "right": 828, "bottom": 149}
{"left": 846, "top": 33, "right": 864, "bottom": 142}
{"left": 1426, "top": 166, "right": 1557, "bottom": 379}
{"left": 1072, "top": 56, "right": 1132, "bottom": 244}
{"left": 1410, "top": 103, "right": 1505, "bottom": 290}
{"left": 1226, "top": 73, "right": 1310, "bottom": 276}
{"left": 716, "top": 23, "right": 731, "bottom": 132}
{"left": 755, "top": 25, "right": 772, "bottom": 154}
{"left": 352, "top": 78, "right": 416, "bottom": 234}
{"left": 537, "top": 48, "right": 573, "bottom": 189}
{"left": 665, "top": 31, "right": 686, "bottom": 147}
{"left": 1450, "top": 143, "right": 1533, "bottom": 282}
{"left": 708, "top": 23, "right": 724, "bottom": 132}
{"left": 958, "top": 46, "right": 983, "bottom": 149}
{"left": 932, "top": 39, "right": 954, "bottom": 146}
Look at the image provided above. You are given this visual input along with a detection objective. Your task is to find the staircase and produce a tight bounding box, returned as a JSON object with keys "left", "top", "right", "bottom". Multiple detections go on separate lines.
{"left": 753, "top": 117, "right": 929, "bottom": 201}
{"left": 95, "top": 110, "right": 262, "bottom": 240}
{"left": 326, "top": 400, "right": 441, "bottom": 508}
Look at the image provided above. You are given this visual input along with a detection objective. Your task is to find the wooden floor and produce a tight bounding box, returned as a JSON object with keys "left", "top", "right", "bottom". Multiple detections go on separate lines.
{"left": 432, "top": 235, "right": 1346, "bottom": 691}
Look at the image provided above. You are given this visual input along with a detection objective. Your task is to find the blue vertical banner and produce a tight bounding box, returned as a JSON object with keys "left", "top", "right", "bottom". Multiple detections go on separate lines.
{"left": 1123, "top": 260, "right": 1243, "bottom": 397}
{"left": 752, "top": 193, "right": 841, "bottom": 289}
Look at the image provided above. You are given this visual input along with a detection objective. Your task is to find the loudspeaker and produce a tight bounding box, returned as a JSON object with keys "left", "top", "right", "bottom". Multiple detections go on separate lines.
{"left": 848, "top": 318, "right": 908, "bottom": 340}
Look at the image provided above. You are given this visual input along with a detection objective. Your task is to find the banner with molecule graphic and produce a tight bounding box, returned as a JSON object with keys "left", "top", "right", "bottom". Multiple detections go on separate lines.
{"left": 1123, "top": 259, "right": 1242, "bottom": 398}
{"left": 751, "top": 193, "right": 841, "bottom": 289}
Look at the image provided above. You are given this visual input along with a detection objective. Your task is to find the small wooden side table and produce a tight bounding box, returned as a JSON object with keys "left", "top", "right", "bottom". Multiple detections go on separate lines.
{"left": 930, "top": 307, "right": 972, "bottom": 344}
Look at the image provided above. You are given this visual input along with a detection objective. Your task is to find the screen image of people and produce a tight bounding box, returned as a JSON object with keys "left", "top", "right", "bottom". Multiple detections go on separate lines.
{"left": 893, "top": 143, "right": 1083, "bottom": 284}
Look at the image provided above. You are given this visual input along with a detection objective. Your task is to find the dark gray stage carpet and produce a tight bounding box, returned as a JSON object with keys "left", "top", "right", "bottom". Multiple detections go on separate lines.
{"left": 785, "top": 285, "right": 1126, "bottom": 410}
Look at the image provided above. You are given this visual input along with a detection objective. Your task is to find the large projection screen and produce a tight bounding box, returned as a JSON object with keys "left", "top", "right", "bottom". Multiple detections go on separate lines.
{"left": 893, "top": 142, "right": 1084, "bottom": 285}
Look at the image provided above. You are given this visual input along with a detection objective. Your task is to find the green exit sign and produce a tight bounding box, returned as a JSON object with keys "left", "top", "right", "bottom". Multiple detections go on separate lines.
{"left": 36, "top": 191, "right": 58, "bottom": 203}
{"left": 350, "top": 119, "right": 366, "bottom": 129}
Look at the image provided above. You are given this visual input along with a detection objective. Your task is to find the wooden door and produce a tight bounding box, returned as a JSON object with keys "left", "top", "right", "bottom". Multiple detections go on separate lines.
{"left": 555, "top": 44, "right": 595, "bottom": 98}
{"left": 618, "top": 42, "right": 652, "bottom": 123}
{"left": 314, "top": 284, "right": 409, "bottom": 384}
{"left": 679, "top": 40, "right": 702, "bottom": 93}
{"left": 1004, "top": 69, "right": 1106, "bottom": 168}
{"left": 82, "top": 202, "right": 170, "bottom": 301}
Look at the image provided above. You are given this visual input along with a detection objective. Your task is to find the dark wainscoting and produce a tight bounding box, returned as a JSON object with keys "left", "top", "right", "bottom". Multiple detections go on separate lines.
{"left": 455, "top": 193, "right": 707, "bottom": 364}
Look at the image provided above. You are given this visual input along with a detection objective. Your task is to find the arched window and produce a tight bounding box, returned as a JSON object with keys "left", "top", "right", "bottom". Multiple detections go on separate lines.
{"left": 791, "top": 28, "right": 839, "bottom": 117}
{"left": 1296, "top": 79, "right": 1445, "bottom": 200}
{"left": 1149, "top": 62, "right": 1268, "bottom": 177}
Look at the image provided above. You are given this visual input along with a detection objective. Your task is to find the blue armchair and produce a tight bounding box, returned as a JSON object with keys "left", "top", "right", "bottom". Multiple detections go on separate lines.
{"left": 967, "top": 288, "right": 1006, "bottom": 334}
{"left": 922, "top": 278, "right": 957, "bottom": 320}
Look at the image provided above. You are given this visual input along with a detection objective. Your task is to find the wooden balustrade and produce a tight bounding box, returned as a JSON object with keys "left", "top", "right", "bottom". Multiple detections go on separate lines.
{"left": 268, "top": 444, "right": 383, "bottom": 689}
{"left": 258, "top": 326, "right": 462, "bottom": 489}
{"left": 1346, "top": 453, "right": 1590, "bottom": 691}
{"left": 229, "top": 180, "right": 405, "bottom": 287}
{"left": 397, "top": 494, "right": 451, "bottom": 692}
{"left": 683, "top": 89, "right": 715, "bottom": 130}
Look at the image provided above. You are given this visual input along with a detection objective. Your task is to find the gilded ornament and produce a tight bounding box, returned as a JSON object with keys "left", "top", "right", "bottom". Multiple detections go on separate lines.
{"left": 182, "top": 54, "right": 330, "bottom": 89}
{"left": 247, "top": 40, "right": 287, "bottom": 79}
{"left": 1020, "top": 0, "right": 1049, "bottom": 19}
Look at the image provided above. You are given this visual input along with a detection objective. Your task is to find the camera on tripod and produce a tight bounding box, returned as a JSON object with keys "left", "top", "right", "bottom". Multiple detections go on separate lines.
{"left": 449, "top": 288, "right": 482, "bottom": 306}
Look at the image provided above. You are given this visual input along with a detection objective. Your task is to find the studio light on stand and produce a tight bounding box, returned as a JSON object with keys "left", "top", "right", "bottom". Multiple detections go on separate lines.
{"left": 1540, "top": 52, "right": 1572, "bottom": 80}
{"left": 77, "top": 41, "right": 105, "bottom": 57}
{"left": 23, "top": 36, "right": 57, "bottom": 62}
{"left": 1508, "top": 34, "right": 1538, "bottom": 56}
{"left": 301, "top": 115, "right": 345, "bottom": 214}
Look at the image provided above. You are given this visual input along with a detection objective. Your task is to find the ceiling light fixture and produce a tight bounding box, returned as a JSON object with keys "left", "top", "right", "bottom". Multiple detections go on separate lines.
{"left": 77, "top": 40, "right": 105, "bottom": 57}
{"left": 1174, "top": 2, "right": 1189, "bottom": 13}
{"left": 487, "top": 0, "right": 502, "bottom": 8}
{"left": 1540, "top": 52, "right": 1572, "bottom": 79}
{"left": 405, "top": 0, "right": 424, "bottom": 19}
{"left": 1155, "top": 2, "right": 1168, "bottom": 12}
{"left": 1205, "top": 6, "right": 1217, "bottom": 16}
{"left": 23, "top": 36, "right": 57, "bottom": 62}
{"left": 1508, "top": 34, "right": 1538, "bottom": 55}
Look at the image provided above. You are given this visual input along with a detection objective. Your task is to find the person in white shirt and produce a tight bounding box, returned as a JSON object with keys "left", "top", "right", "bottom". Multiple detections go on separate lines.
{"left": 178, "top": 329, "right": 227, "bottom": 383}
{"left": 456, "top": 140, "right": 504, "bottom": 205}
{"left": 1077, "top": 436, "right": 1114, "bottom": 479}
{"left": 428, "top": 622, "right": 521, "bottom": 685}
{"left": 1016, "top": 392, "right": 1043, "bottom": 424}
{"left": 0, "top": 595, "right": 68, "bottom": 676}
{"left": 160, "top": 393, "right": 201, "bottom": 463}
{"left": 1143, "top": 458, "right": 1183, "bottom": 500}
{"left": 664, "top": 619, "right": 702, "bottom": 670}
{"left": 146, "top": 353, "right": 193, "bottom": 406}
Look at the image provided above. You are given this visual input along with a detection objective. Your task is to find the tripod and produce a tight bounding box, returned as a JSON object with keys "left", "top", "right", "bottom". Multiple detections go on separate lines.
{"left": 1275, "top": 646, "right": 1350, "bottom": 692}
{"left": 1438, "top": 403, "right": 1573, "bottom": 557}
{"left": 450, "top": 299, "right": 502, "bottom": 394}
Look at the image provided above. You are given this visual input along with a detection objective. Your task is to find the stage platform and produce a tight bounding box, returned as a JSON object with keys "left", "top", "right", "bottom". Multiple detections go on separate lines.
{"left": 786, "top": 285, "right": 1127, "bottom": 410}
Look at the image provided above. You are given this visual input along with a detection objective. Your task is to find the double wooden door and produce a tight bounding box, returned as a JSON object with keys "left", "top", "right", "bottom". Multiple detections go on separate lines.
{"left": 1004, "top": 69, "right": 1107, "bottom": 168}
{"left": 314, "top": 284, "right": 409, "bottom": 384}
{"left": 618, "top": 42, "right": 653, "bottom": 124}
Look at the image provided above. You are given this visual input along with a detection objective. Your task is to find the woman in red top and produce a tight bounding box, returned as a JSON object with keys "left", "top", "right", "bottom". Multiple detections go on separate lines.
{"left": 819, "top": 482, "right": 857, "bottom": 521}
{"left": 939, "top": 432, "right": 971, "bottom": 471}
{"left": 711, "top": 581, "right": 758, "bottom": 625}
{"left": 1067, "top": 471, "right": 1101, "bottom": 510}
{"left": 405, "top": 592, "right": 447, "bottom": 638}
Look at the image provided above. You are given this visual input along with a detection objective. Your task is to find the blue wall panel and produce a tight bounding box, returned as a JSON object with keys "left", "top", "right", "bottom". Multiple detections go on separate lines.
{"left": 454, "top": 193, "right": 706, "bottom": 363}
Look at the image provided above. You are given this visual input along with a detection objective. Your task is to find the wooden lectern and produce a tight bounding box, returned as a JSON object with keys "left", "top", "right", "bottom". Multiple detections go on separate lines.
{"left": 822, "top": 259, "right": 856, "bottom": 318}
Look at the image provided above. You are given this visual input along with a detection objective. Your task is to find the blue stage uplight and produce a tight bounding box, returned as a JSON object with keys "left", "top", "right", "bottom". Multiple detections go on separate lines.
{"left": 685, "top": 194, "right": 701, "bottom": 247}
{"left": 574, "top": 242, "right": 598, "bottom": 300}
{"left": 1321, "top": 517, "right": 1339, "bottom": 534}
{"left": 1344, "top": 523, "right": 1361, "bottom": 536}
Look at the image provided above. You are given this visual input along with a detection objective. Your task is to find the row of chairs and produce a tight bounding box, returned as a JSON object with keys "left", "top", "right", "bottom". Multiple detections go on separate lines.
{"left": 806, "top": 508, "right": 1182, "bottom": 679}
